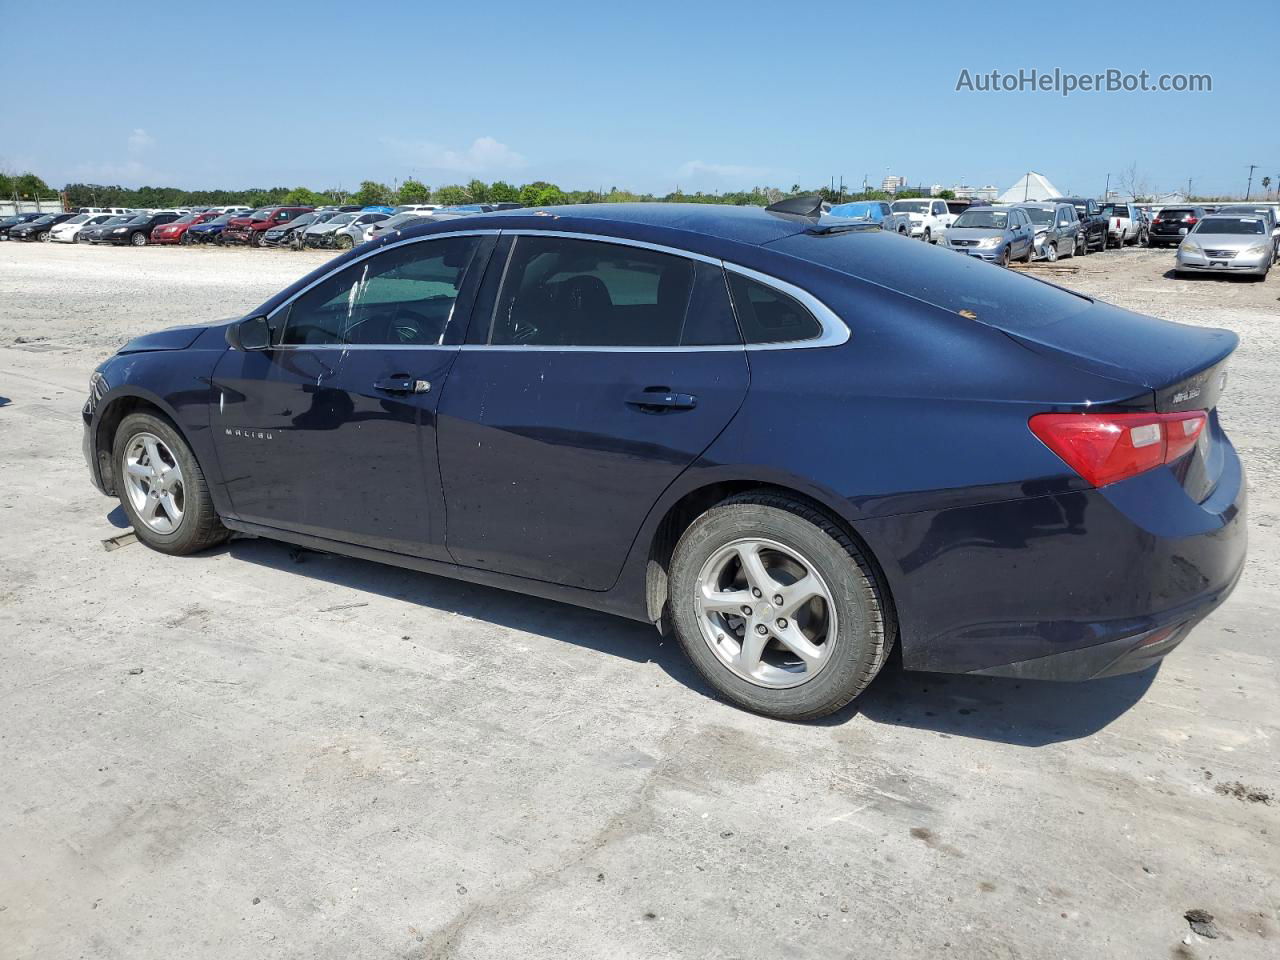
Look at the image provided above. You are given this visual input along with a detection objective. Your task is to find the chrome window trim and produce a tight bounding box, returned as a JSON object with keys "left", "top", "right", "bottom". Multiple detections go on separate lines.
{"left": 262, "top": 226, "right": 851, "bottom": 353}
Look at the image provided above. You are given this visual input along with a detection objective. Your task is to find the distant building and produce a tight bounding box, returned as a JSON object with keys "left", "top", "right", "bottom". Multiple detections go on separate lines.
{"left": 929, "top": 184, "right": 945, "bottom": 197}
{"left": 882, "top": 175, "right": 907, "bottom": 194}
{"left": 948, "top": 184, "right": 999, "bottom": 201}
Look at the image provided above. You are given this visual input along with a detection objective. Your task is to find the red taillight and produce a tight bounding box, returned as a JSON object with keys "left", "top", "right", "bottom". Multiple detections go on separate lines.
{"left": 1029, "top": 411, "right": 1208, "bottom": 488}
{"left": 1153, "top": 216, "right": 1162, "bottom": 223}
{"left": 1114, "top": 217, "right": 1121, "bottom": 228}
{"left": 1186, "top": 216, "right": 1198, "bottom": 225}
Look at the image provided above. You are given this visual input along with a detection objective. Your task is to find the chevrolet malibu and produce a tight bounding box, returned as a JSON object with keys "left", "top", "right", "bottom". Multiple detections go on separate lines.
{"left": 82, "top": 203, "right": 1246, "bottom": 719}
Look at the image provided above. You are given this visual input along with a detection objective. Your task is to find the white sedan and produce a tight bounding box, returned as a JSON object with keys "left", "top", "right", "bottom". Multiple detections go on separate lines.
{"left": 49, "top": 213, "right": 117, "bottom": 244}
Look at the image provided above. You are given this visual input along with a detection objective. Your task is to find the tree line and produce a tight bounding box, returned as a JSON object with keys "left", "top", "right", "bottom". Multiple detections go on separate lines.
{"left": 6, "top": 169, "right": 938, "bottom": 211}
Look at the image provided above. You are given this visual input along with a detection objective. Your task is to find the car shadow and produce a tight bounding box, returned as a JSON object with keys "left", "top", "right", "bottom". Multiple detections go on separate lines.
{"left": 838, "top": 656, "right": 1158, "bottom": 746}
{"left": 224, "top": 536, "right": 718, "bottom": 699}
{"left": 213, "top": 535, "right": 1155, "bottom": 746}
{"left": 1162, "top": 268, "right": 1264, "bottom": 283}
{"left": 0, "top": 395, "right": 10, "bottom": 407}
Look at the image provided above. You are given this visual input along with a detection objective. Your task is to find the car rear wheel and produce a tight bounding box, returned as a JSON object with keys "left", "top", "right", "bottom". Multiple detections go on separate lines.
{"left": 130, "top": 231, "right": 146, "bottom": 247}
{"left": 1021, "top": 239, "right": 1033, "bottom": 263}
{"left": 112, "top": 412, "right": 230, "bottom": 555}
{"left": 668, "top": 493, "right": 893, "bottom": 720}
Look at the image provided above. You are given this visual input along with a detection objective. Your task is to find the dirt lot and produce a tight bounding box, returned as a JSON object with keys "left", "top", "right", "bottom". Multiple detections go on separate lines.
{"left": 1, "top": 240, "right": 1277, "bottom": 959}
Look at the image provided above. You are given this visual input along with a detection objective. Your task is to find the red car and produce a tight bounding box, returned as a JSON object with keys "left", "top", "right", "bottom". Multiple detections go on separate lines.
{"left": 149, "top": 211, "right": 221, "bottom": 245}
{"left": 222, "top": 206, "right": 314, "bottom": 246}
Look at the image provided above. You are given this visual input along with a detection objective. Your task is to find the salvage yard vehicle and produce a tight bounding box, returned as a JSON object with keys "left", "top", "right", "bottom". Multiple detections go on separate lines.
{"left": 90, "top": 211, "right": 182, "bottom": 246}
{"left": 889, "top": 197, "right": 952, "bottom": 243}
{"left": 78, "top": 215, "right": 135, "bottom": 244}
{"left": 1148, "top": 206, "right": 1207, "bottom": 248}
{"left": 82, "top": 202, "right": 1246, "bottom": 720}
{"left": 1213, "top": 205, "right": 1280, "bottom": 261}
{"left": 260, "top": 211, "right": 328, "bottom": 248}
{"left": 301, "top": 210, "right": 390, "bottom": 249}
{"left": 1100, "top": 202, "right": 1145, "bottom": 246}
{"left": 0, "top": 212, "right": 46, "bottom": 239}
{"left": 149, "top": 211, "right": 220, "bottom": 245}
{"left": 1049, "top": 197, "right": 1109, "bottom": 252}
{"left": 50, "top": 212, "right": 118, "bottom": 243}
{"left": 1011, "top": 201, "right": 1082, "bottom": 261}
{"left": 940, "top": 205, "right": 1035, "bottom": 265}
{"left": 184, "top": 212, "right": 238, "bottom": 244}
{"left": 825, "top": 200, "right": 912, "bottom": 235}
{"left": 362, "top": 211, "right": 433, "bottom": 244}
{"left": 1175, "top": 215, "right": 1273, "bottom": 279}
{"left": 222, "top": 206, "right": 314, "bottom": 246}
{"left": 7, "top": 212, "right": 76, "bottom": 241}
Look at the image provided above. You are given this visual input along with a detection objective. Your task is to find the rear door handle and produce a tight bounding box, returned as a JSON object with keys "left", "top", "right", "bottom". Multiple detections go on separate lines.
{"left": 625, "top": 389, "right": 698, "bottom": 412}
{"left": 373, "top": 376, "right": 431, "bottom": 394}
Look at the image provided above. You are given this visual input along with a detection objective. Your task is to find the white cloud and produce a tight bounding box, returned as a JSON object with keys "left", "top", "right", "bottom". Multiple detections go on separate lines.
{"left": 676, "top": 160, "right": 772, "bottom": 184}
{"left": 127, "top": 128, "right": 155, "bottom": 155}
{"left": 383, "top": 135, "right": 527, "bottom": 174}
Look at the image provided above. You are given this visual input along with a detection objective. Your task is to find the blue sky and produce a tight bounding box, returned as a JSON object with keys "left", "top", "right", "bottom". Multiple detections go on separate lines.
{"left": 3, "top": 0, "right": 1274, "bottom": 198}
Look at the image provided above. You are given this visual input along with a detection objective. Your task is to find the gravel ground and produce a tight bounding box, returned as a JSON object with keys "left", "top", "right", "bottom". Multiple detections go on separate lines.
{"left": 1, "top": 239, "right": 1277, "bottom": 959}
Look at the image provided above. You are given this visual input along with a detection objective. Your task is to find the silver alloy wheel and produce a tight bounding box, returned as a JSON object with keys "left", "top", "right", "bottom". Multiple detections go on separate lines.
{"left": 693, "top": 537, "right": 838, "bottom": 689}
{"left": 131, "top": 231, "right": 146, "bottom": 246}
{"left": 122, "top": 432, "right": 185, "bottom": 534}
{"left": 1045, "top": 241, "right": 1058, "bottom": 263}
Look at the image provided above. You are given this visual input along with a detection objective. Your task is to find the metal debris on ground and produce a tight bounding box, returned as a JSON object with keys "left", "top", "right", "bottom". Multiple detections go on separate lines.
{"left": 1184, "top": 909, "right": 1219, "bottom": 939}
{"left": 101, "top": 531, "right": 138, "bottom": 552}
{"left": 318, "top": 601, "right": 369, "bottom": 613}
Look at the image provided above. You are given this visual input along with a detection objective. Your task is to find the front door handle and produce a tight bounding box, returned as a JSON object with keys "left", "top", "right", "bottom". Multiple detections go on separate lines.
{"left": 373, "top": 376, "right": 431, "bottom": 395}
{"left": 625, "top": 389, "right": 698, "bottom": 412}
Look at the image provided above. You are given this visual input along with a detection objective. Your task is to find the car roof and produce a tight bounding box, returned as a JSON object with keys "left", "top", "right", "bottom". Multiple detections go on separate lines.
{"left": 442, "top": 203, "right": 816, "bottom": 247}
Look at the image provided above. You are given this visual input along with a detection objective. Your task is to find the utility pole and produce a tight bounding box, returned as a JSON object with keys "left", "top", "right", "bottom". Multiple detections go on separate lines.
{"left": 1103, "top": 172, "right": 1110, "bottom": 202}
{"left": 1245, "top": 164, "right": 1257, "bottom": 200}
{"left": 1187, "top": 178, "right": 1192, "bottom": 200}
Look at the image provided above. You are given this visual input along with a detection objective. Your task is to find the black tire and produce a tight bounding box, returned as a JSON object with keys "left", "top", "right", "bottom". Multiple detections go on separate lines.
{"left": 130, "top": 231, "right": 147, "bottom": 247}
{"left": 668, "top": 492, "right": 893, "bottom": 720}
{"left": 1045, "top": 241, "right": 1058, "bottom": 263}
{"left": 38, "top": 230, "right": 51, "bottom": 242}
{"left": 1076, "top": 232, "right": 1087, "bottom": 256}
{"left": 1098, "top": 229, "right": 1108, "bottom": 252}
{"left": 337, "top": 234, "right": 354, "bottom": 249}
{"left": 922, "top": 227, "right": 931, "bottom": 244}
{"left": 1021, "top": 239, "right": 1033, "bottom": 263}
{"left": 997, "top": 245, "right": 1010, "bottom": 267}
{"left": 111, "top": 412, "right": 230, "bottom": 555}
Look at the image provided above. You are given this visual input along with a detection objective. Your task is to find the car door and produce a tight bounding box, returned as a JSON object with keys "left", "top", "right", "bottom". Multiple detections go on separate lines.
{"left": 210, "top": 231, "right": 494, "bottom": 559}
{"left": 436, "top": 232, "right": 750, "bottom": 591}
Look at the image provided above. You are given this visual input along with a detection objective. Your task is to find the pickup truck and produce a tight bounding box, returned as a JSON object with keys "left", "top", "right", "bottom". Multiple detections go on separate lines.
{"left": 1048, "top": 197, "right": 1109, "bottom": 252}
{"left": 889, "top": 198, "right": 954, "bottom": 243}
{"left": 222, "top": 206, "right": 315, "bottom": 246}
{"left": 826, "top": 200, "right": 913, "bottom": 235}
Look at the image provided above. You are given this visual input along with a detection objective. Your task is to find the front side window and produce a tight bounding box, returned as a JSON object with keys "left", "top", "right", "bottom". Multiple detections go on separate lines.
{"left": 279, "top": 235, "right": 480, "bottom": 346}
{"left": 488, "top": 236, "right": 704, "bottom": 347}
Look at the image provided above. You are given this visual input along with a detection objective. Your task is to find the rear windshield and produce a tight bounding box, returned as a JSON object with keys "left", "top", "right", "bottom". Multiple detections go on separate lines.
{"left": 953, "top": 210, "right": 1009, "bottom": 229}
{"left": 1099, "top": 205, "right": 1129, "bottom": 217}
{"left": 946, "top": 202, "right": 969, "bottom": 215}
{"left": 1159, "top": 209, "right": 1194, "bottom": 220}
{"left": 891, "top": 200, "right": 930, "bottom": 214}
{"left": 767, "top": 230, "right": 1091, "bottom": 330}
{"left": 1195, "top": 218, "right": 1265, "bottom": 235}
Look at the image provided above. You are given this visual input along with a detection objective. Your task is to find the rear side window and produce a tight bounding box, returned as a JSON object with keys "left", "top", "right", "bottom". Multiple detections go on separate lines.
{"left": 727, "top": 273, "right": 821, "bottom": 344}
{"left": 279, "top": 235, "right": 479, "bottom": 346}
{"left": 488, "top": 236, "right": 732, "bottom": 347}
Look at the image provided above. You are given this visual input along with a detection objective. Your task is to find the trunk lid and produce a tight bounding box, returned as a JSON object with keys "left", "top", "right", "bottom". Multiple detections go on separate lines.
{"left": 990, "top": 298, "right": 1236, "bottom": 501}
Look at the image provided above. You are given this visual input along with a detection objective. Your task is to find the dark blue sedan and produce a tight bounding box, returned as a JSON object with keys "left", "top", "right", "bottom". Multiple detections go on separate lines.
{"left": 82, "top": 202, "right": 1246, "bottom": 719}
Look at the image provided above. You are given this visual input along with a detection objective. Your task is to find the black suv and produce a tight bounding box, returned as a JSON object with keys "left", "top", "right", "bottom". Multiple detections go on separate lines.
{"left": 1148, "top": 206, "right": 1207, "bottom": 248}
{"left": 1048, "top": 197, "right": 1109, "bottom": 252}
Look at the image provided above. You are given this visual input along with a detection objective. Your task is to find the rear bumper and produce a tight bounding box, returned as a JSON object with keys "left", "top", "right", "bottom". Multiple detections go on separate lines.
{"left": 854, "top": 435, "right": 1247, "bottom": 679}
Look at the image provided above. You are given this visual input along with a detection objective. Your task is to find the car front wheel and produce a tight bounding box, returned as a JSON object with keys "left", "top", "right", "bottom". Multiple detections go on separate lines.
{"left": 668, "top": 493, "right": 893, "bottom": 720}
{"left": 112, "top": 412, "right": 230, "bottom": 555}
{"left": 1044, "top": 241, "right": 1058, "bottom": 262}
{"left": 130, "top": 231, "right": 147, "bottom": 246}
